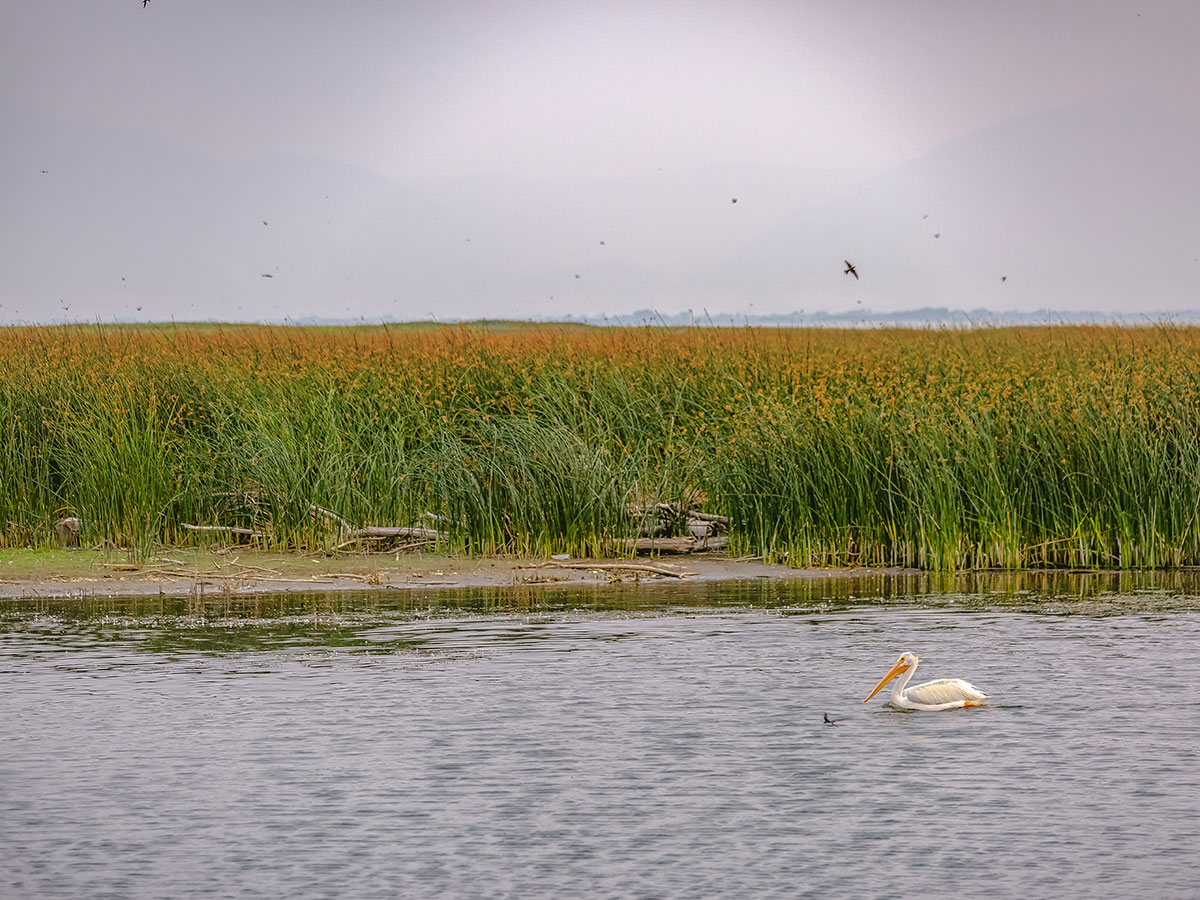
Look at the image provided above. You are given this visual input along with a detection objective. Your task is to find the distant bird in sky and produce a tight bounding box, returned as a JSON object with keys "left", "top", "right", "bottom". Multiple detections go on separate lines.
{"left": 1001, "top": 275, "right": 1007, "bottom": 282}
{"left": 260, "top": 273, "right": 273, "bottom": 278}
{"left": 731, "top": 198, "right": 737, "bottom": 203}
{"left": 922, "top": 213, "right": 929, "bottom": 219}
{"left": 843, "top": 260, "right": 859, "bottom": 279}
{"left": 143, "top": 0, "right": 150, "bottom": 7}
{"left": 574, "top": 273, "right": 581, "bottom": 279}
{"left": 824, "top": 713, "right": 839, "bottom": 726}
{"left": 933, "top": 233, "right": 941, "bottom": 239}
{"left": 262, "top": 220, "right": 268, "bottom": 225}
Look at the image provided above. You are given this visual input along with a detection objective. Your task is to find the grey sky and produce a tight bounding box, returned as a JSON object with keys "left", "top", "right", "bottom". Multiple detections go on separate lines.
{"left": 2, "top": 1, "right": 1197, "bottom": 324}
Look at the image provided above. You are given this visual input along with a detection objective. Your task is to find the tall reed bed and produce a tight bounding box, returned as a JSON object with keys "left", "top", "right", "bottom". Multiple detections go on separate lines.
{"left": 2, "top": 322, "right": 1199, "bottom": 568}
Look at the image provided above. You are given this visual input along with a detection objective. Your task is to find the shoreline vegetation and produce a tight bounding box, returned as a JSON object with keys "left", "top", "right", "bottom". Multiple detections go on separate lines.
{"left": 0, "top": 547, "right": 885, "bottom": 598}
{"left": 3, "top": 321, "right": 1200, "bottom": 570}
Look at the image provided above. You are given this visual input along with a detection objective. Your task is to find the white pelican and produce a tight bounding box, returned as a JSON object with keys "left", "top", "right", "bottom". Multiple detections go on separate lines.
{"left": 863, "top": 651, "right": 987, "bottom": 711}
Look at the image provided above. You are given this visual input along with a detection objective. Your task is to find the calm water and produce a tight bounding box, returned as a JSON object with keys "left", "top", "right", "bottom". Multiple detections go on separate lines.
{"left": 2, "top": 573, "right": 1199, "bottom": 899}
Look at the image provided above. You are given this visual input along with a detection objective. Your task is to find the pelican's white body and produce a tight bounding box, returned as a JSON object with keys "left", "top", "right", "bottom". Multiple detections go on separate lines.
{"left": 864, "top": 651, "right": 987, "bottom": 711}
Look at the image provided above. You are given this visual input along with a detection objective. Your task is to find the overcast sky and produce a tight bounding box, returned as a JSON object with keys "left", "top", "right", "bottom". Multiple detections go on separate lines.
{"left": 3, "top": 1, "right": 1198, "bottom": 324}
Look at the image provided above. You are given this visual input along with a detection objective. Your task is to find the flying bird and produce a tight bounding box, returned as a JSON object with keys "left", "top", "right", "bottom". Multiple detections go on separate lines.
{"left": 1001, "top": 276, "right": 1007, "bottom": 282}
{"left": 823, "top": 713, "right": 839, "bottom": 726}
{"left": 260, "top": 273, "right": 273, "bottom": 278}
{"left": 933, "top": 233, "right": 941, "bottom": 239}
{"left": 863, "top": 651, "right": 988, "bottom": 711}
{"left": 731, "top": 198, "right": 738, "bottom": 204}
{"left": 843, "top": 260, "right": 858, "bottom": 280}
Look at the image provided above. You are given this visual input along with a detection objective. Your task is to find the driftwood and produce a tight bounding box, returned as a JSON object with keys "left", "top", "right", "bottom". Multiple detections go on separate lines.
{"left": 521, "top": 561, "right": 694, "bottom": 579}
{"left": 686, "top": 510, "right": 729, "bottom": 524}
{"left": 629, "top": 502, "right": 730, "bottom": 538}
{"left": 334, "top": 537, "right": 435, "bottom": 553}
{"left": 350, "top": 526, "right": 447, "bottom": 541}
{"left": 622, "top": 535, "right": 729, "bottom": 555}
{"left": 308, "top": 503, "right": 351, "bottom": 532}
{"left": 182, "top": 523, "right": 263, "bottom": 537}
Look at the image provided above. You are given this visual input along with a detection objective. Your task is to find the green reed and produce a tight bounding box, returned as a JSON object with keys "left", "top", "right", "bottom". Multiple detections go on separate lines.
{"left": 2, "top": 322, "right": 1200, "bottom": 568}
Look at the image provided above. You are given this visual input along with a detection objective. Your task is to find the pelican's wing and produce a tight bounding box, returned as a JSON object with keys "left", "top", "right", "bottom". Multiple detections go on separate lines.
{"left": 906, "top": 678, "right": 987, "bottom": 706}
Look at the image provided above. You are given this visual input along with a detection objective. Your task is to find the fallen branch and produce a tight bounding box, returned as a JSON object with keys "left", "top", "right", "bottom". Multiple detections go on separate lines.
{"left": 388, "top": 540, "right": 435, "bottom": 553}
{"left": 686, "top": 510, "right": 730, "bottom": 525}
{"left": 308, "top": 503, "right": 351, "bottom": 532}
{"left": 622, "top": 535, "right": 729, "bottom": 555}
{"left": 520, "top": 561, "right": 694, "bottom": 578}
{"left": 121, "top": 567, "right": 351, "bottom": 584}
{"left": 182, "top": 524, "right": 263, "bottom": 537}
{"left": 350, "top": 526, "right": 447, "bottom": 541}
{"left": 217, "top": 562, "right": 282, "bottom": 576}
{"left": 333, "top": 536, "right": 436, "bottom": 552}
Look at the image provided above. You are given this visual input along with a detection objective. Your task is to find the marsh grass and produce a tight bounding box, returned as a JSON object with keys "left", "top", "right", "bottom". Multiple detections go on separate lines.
{"left": 3, "top": 322, "right": 1200, "bottom": 568}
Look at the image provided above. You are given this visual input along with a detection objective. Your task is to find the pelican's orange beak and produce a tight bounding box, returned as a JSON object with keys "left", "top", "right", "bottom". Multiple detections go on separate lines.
{"left": 863, "top": 659, "right": 911, "bottom": 702}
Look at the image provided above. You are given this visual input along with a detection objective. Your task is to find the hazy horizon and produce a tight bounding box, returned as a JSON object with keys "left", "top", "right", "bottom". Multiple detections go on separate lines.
{"left": 4, "top": 2, "right": 1198, "bottom": 325}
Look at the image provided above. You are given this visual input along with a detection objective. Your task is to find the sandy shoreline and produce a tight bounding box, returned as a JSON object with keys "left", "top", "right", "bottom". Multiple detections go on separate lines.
{"left": 0, "top": 549, "right": 912, "bottom": 599}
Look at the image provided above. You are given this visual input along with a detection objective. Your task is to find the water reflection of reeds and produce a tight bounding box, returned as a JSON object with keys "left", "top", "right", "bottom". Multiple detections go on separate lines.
{"left": 4, "top": 571, "right": 1200, "bottom": 660}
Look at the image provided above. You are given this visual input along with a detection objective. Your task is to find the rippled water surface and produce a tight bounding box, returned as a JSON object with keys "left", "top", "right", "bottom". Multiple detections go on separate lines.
{"left": 2, "top": 573, "right": 1199, "bottom": 898}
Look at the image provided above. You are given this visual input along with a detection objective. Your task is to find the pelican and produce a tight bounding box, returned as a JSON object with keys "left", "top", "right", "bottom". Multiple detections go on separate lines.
{"left": 863, "top": 651, "right": 987, "bottom": 711}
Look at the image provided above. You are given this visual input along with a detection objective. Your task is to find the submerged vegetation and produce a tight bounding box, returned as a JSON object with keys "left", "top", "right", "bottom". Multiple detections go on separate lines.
{"left": 3, "top": 321, "right": 1200, "bottom": 569}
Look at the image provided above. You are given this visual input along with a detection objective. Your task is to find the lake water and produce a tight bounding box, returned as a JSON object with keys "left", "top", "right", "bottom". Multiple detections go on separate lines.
{"left": 2, "top": 572, "right": 1199, "bottom": 898}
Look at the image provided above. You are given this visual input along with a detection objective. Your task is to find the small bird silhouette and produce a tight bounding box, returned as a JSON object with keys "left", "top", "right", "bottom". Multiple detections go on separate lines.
{"left": 933, "top": 233, "right": 941, "bottom": 239}
{"left": 260, "top": 273, "right": 273, "bottom": 278}
{"left": 843, "top": 260, "right": 858, "bottom": 280}
{"left": 731, "top": 198, "right": 738, "bottom": 204}
{"left": 824, "top": 713, "right": 839, "bottom": 726}
{"left": 1001, "top": 275, "right": 1007, "bottom": 283}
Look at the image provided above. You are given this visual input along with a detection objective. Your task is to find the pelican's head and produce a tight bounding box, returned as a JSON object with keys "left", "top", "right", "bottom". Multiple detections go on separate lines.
{"left": 863, "top": 651, "right": 918, "bottom": 702}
